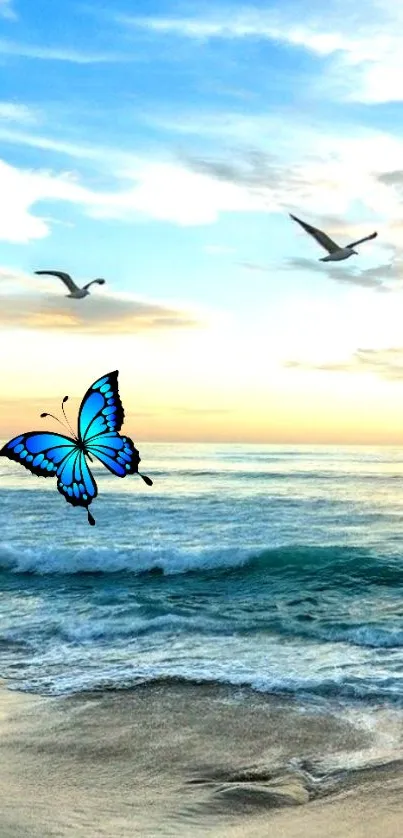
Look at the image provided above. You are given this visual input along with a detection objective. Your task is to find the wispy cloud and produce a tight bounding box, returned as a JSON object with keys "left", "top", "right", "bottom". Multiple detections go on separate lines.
{"left": 0, "top": 0, "right": 16, "bottom": 20}
{"left": 0, "top": 147, "right": 387, "bottom": 244}
{"left": 0, "top": 102, "right": 38, "bottom": 124}
{"left": 118, "top": 11, "right": 266, "bottom": 39}
{"left": 180, "top": 141, "right": 399, "bottom": 223}
{"left": 378, "top": 170, "right": 403, "bottom": 188}
{"left": 145, "top": 110, "right": 403, "bottom": 206}
{"left": 286, "top": 347, "right": 403, "bottom": 380}
{"left": 0, "top": 154, "right": 275, "bottom": 242}
{"left": 237, "top": 260, "right": 272, "bottom": 274}
{"left": 184, "top": 148, "right": 286, "bottom": 191}
{"left": 118, "top": 2, "right": 403, "bottom": 103}
{"left": 1, "top": 113, "right": 402, "bottom": 244}
{"left": 87, "top": 160, "right": 268, "bottom": 225}
{"left": 238, "top": 254, "right": 396, "bottom": 290}
{"left": 0, "top": 126, "right": 131, "bottom": 164}
{"left": 282, "top": 257, "right": 396, "bottom": 291}
{"left": 0, "top": 268, "right": 199, "bottom": 334}
{"left": 376, "top": 171, "right": 403, "bottom": 233}
{"left": 286, "top": 359, "right": 355, "bottom": 374}
{"left": 0, "top": 38, "right": 129, "bottom": 63}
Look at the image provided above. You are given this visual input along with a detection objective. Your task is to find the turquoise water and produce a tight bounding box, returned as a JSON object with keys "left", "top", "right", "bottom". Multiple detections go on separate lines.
{"left": 1, "top": 443, "right": 403, "bottom": 706}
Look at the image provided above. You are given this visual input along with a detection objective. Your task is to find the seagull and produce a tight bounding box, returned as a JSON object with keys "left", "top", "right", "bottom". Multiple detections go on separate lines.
{"left": 35, "top": 270, "right": 106, "bottom": 299}
{"left": 289, "top": 214, "right": 377, "bottom": 262}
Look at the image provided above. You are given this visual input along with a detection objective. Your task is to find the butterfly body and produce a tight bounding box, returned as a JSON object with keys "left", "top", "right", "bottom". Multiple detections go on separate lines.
{"left": 0, "top": 371, "right": 152, "bottom": 525}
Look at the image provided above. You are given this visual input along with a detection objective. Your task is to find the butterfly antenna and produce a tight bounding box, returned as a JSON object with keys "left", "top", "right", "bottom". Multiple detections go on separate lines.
{"left": 40, "top": 411, "right": 70, "bottom": 433}
{"left": 61, "top": 396, "right": 77, "bottom": 440}
{"left": 139, "top": 472, "right": 153, "bottom": 486}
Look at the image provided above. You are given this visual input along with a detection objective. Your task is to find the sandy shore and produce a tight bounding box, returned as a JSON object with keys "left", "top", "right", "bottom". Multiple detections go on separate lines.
{"left": 0, "top": 680, "right": 402, "bottom": 837}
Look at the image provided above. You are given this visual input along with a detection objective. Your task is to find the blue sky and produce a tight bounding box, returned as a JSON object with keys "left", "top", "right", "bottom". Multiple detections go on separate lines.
{"left": 2, "top": 0, "right": 403, "bottom": 442}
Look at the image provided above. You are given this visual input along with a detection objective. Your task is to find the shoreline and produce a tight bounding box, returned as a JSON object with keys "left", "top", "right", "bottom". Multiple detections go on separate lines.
{"left": 1, "top": 680, "right": 403, "bottom": 836}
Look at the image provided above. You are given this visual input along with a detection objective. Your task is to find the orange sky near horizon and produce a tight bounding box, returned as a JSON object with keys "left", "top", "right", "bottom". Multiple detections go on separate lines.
{"left": 2, "top": 277, "right": 403, "bottom": 446}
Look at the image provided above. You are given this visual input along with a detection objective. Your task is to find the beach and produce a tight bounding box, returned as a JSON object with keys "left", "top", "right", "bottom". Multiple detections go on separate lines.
{"left": 1, "top": 680, "right": 403, "bottom": 837}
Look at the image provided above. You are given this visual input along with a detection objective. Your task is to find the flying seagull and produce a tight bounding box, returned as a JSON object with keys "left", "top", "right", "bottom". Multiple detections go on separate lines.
{"left": 35, "top": 271, "right": 106, "bottom": 299}
{"left": 289, "top": 214, "right": 377, "bottom": 262}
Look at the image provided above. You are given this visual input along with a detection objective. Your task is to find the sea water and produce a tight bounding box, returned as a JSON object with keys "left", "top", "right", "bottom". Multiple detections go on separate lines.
{"left": 1, "top": 443, "right": 403, "bottom": 718}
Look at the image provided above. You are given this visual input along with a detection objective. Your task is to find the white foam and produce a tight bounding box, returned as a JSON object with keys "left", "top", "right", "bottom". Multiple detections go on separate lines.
{"left": 0, "top": 543, "right": 257, "bottom": 575}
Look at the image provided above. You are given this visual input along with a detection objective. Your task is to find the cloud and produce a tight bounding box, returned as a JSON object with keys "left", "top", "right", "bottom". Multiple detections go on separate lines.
{"left": 238, "top": 261, "right": 272, "bottom": 274}
{"left": 0, "top": 154, "right": 278, "bottom": 242}
{"left": 88, "top": 160, "right": 269, "bottom": 225}
{"left": 1, "top": 117, "right": 402, "bottom": 243}
{"left": 0, "top": 0, "right": 16, "bottom": 20}
{"left": 113, "top": 144, "right": 403, "bottom": 235}
{"left": 118, "top": 8, "right": 322, "bottom": 41}
{"left": 145, "top": 114, "right": 403, "bottom": 220}
{"left": 101, "top": 152, "right": 320, "bottom": 225}
{"left": 239, "top": 254, "right": 397, "bottom": 290}
{"left": 0, "top": 38, "right": 129, "bottom": 63}
{"left": 378, "top": 170, "right": 403, "bottom": 188}
{"left": 0, "top": 265, "right": 36, "bottom": 290}
{"left": 286, "top": 347, "right": 403, "bottom": 380}
{"left": 0, "top": 102, "right": 38, "bottom": 124}
{"left": 118, "top": 14, "right": 236, "bottom": 38}
{"left": 0, "top": 268, "right": 199, "bottom": 334}
{"left": 282, "top": 257, "right": 396, "bottom": 291}
{"left": 0, "top": 159, "right": 92, "bottom": 242}
{"left": 285, "top": 360, "right": 354, "bottom": 373}
{"left": 184, "top": 148, "right": 289, "bottom": 191}
{"left": 179, "top": 141, "right": 398, "bottom": 226}
{"left": 0, "top": 126, "right": 130, "bottom": 164}
{"left": 375, "top": 173, "right": 403, "bottom": 239}
{"left": 118, "top": 3, "right": 403, "bottom": 103}
{"left": 0, "top": 294, "right": 198, "bottom": 334}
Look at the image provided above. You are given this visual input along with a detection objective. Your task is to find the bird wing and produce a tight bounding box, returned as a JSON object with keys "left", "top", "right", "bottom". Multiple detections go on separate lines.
{"left": 35, "top": 271, "right": 78, "bottom": 292}
{"left": 289, "top": 214, "right": 341, "bottom": 253}
{"left": 346, "top": 232, "right": 378, "bottom": 249}
{"left": 82, "top": 279, "right": 106, "bottom": 291}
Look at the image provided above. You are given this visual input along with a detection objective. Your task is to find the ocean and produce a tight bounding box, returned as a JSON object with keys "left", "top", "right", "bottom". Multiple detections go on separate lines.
{"left": 1, "top": 442, "right": 403, "bottom": 769}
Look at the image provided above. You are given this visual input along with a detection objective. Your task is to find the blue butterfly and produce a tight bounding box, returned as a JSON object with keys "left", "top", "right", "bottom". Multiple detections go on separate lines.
{"left": 0, "top": 370, "right": 153, "bottom": 526}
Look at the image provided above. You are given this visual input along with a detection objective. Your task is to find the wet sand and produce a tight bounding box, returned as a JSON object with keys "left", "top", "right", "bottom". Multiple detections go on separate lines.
{"left": 0, "top": 680, "right": 402, "bottom": 837}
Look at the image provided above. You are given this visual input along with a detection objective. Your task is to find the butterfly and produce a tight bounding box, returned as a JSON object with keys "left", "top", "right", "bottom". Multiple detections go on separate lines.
{"left": 0, "top": 370, "right": 153, "bottom": 526}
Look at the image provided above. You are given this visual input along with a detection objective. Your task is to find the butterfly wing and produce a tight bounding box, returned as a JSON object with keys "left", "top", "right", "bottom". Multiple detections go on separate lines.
{"left": 56, "top": 447, "right": 97, "bottom": 511}
{"left": 0, "top": 432, "right": 77, "bottom": 478}
{"left": 0, "top": 432, "right": 97, "bottom": 521}
{"left": 78, "top": 371, "right": 151, "bottom": 483}
{"left": 86, "top": 432, "right": 140, "bottom": 477}
{"left": 78, "top": 370, "right": 124, "bottom": 442}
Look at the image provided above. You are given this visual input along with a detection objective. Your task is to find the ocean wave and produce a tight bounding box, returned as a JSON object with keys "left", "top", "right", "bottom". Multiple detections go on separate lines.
{"left": 53, "top": 613, "right": 403, "bottom": 651}
{"left": 275, "top": 620, "right": 403, "bottom": 649}
{"left": 0, "top": 543, "right": 255, "bottom": 575}
{"left": 11, "top": 666, "right": 403, "bottom": 704}
{"left": 151, "top": 468, "right": 396, "bottom": 482}
{"left": 0, "top": 542, "right": 402, "bottom": 584}
{"left": 3, "top": 609, "right": 403, "bottom": 650}
{"left": 57, "top": 613, "right": 226, "bottom": 643}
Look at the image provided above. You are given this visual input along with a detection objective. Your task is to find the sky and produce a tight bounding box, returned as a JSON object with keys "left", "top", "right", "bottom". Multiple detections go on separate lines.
{"left": 2, "top": 0, "right": 403, "bottom": 443}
